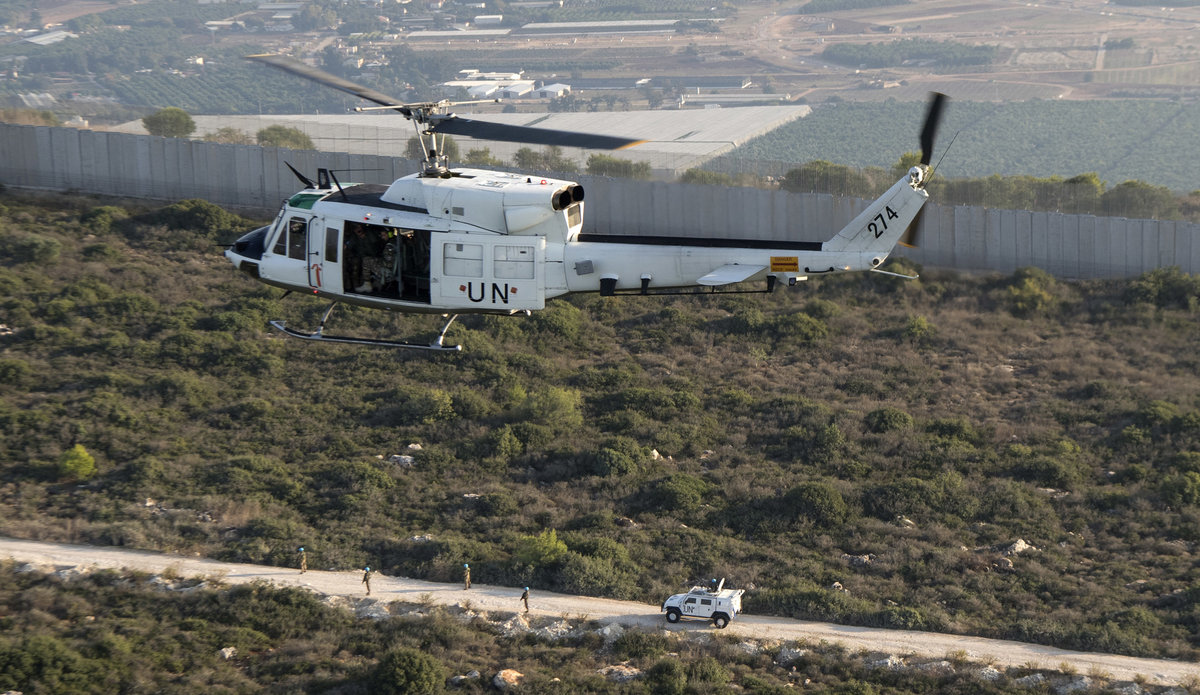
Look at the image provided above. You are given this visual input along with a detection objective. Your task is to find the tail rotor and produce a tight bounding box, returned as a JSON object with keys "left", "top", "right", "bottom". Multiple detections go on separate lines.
{"left": 899, "top": 92, "right": 949, "bottom": 248}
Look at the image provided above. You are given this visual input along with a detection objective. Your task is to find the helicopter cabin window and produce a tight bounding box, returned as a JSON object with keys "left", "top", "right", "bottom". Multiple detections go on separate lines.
{"left": 286, "top": 217, "right": 307, "bottom": 260}
{"left": 324, "top": 226, "right": 339, "bottom": 263}
{"left": 443, "top": 243, "right": 483, "bottom": 277}
{"left": 566, "top": 203, "right": 581, "bottom": 228}
{"left": 494, "top": 246, "right": 534, "bottom": 280}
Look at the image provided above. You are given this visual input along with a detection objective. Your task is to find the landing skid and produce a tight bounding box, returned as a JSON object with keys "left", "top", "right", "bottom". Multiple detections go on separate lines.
{"left": 269, "top": 303, "right": 462, "bottom": 351}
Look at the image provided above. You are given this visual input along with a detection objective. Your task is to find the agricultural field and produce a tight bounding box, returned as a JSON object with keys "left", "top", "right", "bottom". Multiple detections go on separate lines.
{"left": 729, "top": 99, "right": 1200, "bottom": 193}
{"left": 1, "top": 192, "right": 1199, "bottom": 671}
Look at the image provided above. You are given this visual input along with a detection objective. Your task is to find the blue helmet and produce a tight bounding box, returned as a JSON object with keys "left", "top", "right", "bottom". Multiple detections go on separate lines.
{"left": 365, "top": 566, "right": 370, "bottom": 571}
{"left": 464, "top": 563, "right": 469, "bottom": 568}
{"left": 524, "top": 587, "right": 529, "bottom": 591}
{"left": 298, "top": 547, "right": 304, "bottom": 552}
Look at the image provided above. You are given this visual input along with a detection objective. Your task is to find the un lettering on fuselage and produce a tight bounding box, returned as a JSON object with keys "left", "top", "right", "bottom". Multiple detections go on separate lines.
{"left": 463, "top": 282, "right": 517, "bottom": 304}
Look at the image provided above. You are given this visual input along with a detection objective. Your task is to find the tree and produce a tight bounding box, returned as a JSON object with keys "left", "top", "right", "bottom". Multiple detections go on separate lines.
{"left": 1101, "top": 180, "right": 1179, "bottom": 220}
{"left": 587, "top": 154, "right": 652, "bottom": 180}
{"left": 203, "top": 127, "right": 254, "bottom": 145}
{"left": 256, "top": 125, "right": 314, "bottom": 150}
{"left": 464, "top": 147, "right": 503, "bottom": 167}
{"left": 679, "top": 168, "right": 733, "bottom": 186}
{"left": 372, "top": 647, "right": 445, "bottom": 695}
{"left": 142, "top": 107, "right": 195, "bottom": 138}
{"left": 58, "top": 445, "right": 97, "bottom": 481}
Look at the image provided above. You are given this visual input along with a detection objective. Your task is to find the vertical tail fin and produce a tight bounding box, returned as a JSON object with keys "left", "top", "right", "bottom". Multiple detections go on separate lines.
{"left": 821, "top": 170, "right": 929, "bottom": 254}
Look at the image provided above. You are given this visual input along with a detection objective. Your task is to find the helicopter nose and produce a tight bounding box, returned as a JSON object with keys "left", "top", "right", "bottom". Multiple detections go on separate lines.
{"left": 226, "top": 225, "right": 270, "bottom": 277}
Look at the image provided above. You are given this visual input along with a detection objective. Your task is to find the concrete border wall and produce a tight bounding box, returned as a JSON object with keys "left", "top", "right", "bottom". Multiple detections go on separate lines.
{"left": 2, "top": 123, "right": 1197, "bottom": 279}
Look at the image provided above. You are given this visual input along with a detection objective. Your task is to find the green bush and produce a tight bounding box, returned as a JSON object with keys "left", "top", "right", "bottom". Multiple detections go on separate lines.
{"left": 0, "top": 358, "right": 32, "bottom": 387}
{"left": 864, "top": 407, "right": 913, "bottom": 433}
{"left": 593, "top": 436, "right": 650, "bottom": 477}
{"left": 81, "top": 205, "right": 128, "bottom": 234}
{"left": 645, "top": 659, "right": 686, "bottom": 695}
{"left": 783, "top": 481, "right": 849, "bottom": 527}
{"left": 372, "top": 647, "right": 446, "bottom": 695}
{"left": 57, "top": 444, "right": 97, "bottom": 481}
{"left": 612, "top": 630, "right": 670, "bottom": 659}
{"left": 512, "top": 529, "right": 568, "bottom": 568}
{"left": 3, "top": 233, "right": 62, "bottom": 264}
{"left": 650, "top": 473, "right": 712, "bottom": 513}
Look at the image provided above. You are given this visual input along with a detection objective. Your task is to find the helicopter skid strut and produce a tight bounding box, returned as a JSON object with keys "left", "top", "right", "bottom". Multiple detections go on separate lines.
{"left": 268, "top": 303, "right": 462, "bottom": 351}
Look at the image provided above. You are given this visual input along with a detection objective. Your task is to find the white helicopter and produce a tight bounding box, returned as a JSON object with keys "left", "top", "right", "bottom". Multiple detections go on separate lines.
{"left": 225, "top": 54, "right": 947, "bottom": 351}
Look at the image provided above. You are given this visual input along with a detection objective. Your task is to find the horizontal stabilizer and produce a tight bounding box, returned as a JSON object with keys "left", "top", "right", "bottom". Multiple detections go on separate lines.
{"left": 698, "top": 264, "right": 765, "bottom": 286}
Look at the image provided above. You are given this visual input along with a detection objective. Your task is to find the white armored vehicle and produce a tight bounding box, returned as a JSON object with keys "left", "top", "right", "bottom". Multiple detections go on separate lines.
{"left": 661, "top": 579, "right": 744, "bottom": 629}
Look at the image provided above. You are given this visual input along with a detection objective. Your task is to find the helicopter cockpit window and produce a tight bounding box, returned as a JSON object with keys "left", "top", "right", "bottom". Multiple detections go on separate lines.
{"left": 287, "top": 218, "right": 307, "bottom": 260}
{"left": 444, "top": 243, "right": 483, "bottom": 277}
{"left": 494, "top": 245, "right": 534, "bottom": 280}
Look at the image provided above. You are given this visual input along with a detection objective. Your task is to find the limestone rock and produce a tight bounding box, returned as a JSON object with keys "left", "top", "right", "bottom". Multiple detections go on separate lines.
{"left": 598, "top": 622, "right": 625, "bottom": 644}
{"left": 219, "top": 646, "right": 237, "bottom": 660}
{"left": 1054, "top": 676, "right": 1092, "bottom": 694}
{"left": 597, "top": 664, "right": 642, "bottom": 683}
{"left": 775, "top": 646, "right": 808, "bottom": 666}
{"left": 869, "top": 655, "right": 904, "bottom": 670}
{"left": 492, "top": 669, "right": 523, "bottom": 690}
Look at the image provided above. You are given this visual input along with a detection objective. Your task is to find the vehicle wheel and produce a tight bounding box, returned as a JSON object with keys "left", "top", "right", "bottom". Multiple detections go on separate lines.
{"left": 712, "top": 614, "right": 729, "bottom": 629}
{"left": 665, "top": 608, "right": 681, "bottom": 623}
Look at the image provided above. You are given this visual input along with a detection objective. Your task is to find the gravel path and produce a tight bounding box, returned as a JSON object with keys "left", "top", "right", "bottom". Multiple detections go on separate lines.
{"left": 2, "top": 536, "right": 1196, "bottom": 686}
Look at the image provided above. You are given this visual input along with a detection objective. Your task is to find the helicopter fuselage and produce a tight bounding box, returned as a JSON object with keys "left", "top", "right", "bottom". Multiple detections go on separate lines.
{"left": 225, "top": 165, "right": 929, "bottom": 316}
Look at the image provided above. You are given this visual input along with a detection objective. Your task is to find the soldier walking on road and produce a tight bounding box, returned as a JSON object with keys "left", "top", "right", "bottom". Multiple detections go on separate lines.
{"left": 298, "top": 547, "right": 307, "bottom": 574}
{"left": 521, "top": 587, "right": 529, "bottom": 614}
{"left": 463, "top": 563, "right": 471, "bottom": 590}
{"left": 362, "top": 566, "right": 372, "bottom": 596}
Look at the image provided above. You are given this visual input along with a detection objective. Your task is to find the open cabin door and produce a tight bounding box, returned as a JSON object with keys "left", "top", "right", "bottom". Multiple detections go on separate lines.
{"left": 434, "top": 235, "right": 546, "bottom": 311}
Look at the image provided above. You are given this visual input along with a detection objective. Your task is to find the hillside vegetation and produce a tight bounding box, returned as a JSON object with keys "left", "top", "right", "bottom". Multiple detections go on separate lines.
{"left": 0, "top": 193, "right": 1199, "bottom": 664}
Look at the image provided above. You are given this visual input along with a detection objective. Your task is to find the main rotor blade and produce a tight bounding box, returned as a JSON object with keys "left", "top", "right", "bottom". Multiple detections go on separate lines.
{"left": 246, "top": 54, "right": 410, "bottom": 114}
{"left": 919, "top": 92, "right": 948, "bottom": 166}
{"left": 429, "top": 117, "right": 646, "bottom": 150}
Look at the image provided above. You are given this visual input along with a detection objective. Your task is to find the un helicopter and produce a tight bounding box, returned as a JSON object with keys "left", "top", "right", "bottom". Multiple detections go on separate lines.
{"left": 224, "top": 53, "right": 947, "bottom": 351}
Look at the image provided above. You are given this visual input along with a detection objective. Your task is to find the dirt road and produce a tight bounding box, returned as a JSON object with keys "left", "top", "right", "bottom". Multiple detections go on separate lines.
{"left": 2, "top": 536, "right": 1196, "bottom": 686}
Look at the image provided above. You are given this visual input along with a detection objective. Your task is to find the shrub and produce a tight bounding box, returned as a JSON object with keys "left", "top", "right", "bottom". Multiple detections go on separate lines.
{"left": 1127, "top": 267, "right": 1200, "bottom": 309}
{"left": 58, "top": 444, "right": 97, "bottom": 481}
{"left": 1160, "top": 472, "right": 1200, "bottom": 508}
{"left": 645, "top": 659, "right": 686, "bottom": 695}
{"left": 864, "top": 407, "right": 913, "bottom": 433}
{"left": 1005, "top": 267, "right": 1058, "bottom": 317}
{"left": 902, "top": 314, "right": 935, "bottom": 345}
{"left": 156, "top": 199, "right": 248, "bottom": 242}
{"left": 593, "top": 435, "right": 650, "bottom": 477}
{"left": 3, "top": 233, "right": 61, "bottom": 264}
{"left": 0, "top": 358, "right": 32, "bottom": 387}
{"left": 783, "top": 481, "right": 849, "bottom": 527}
{"left": 687, "top": 656, "right": 730, "bottom": 685}
{"left": 650, "top": 473, "right": 712, "bottom": 513}
{"left": 612, "top": 630, "right": 670, "bottom": 659}
{"left": 372, "top": 647, "right": 446, "bottom": 695}
{"left": 512, "top": 529, "right": 568, "bottom": 568}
